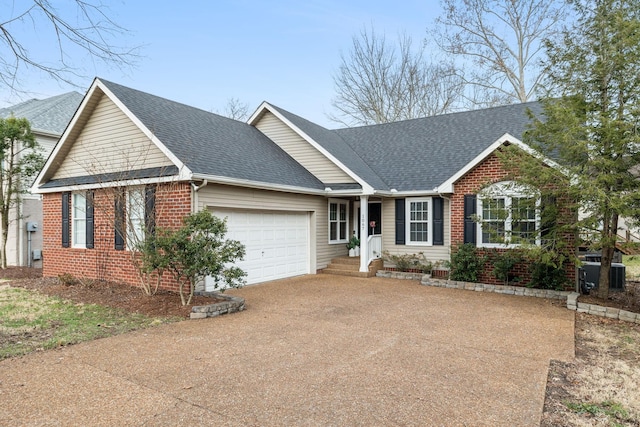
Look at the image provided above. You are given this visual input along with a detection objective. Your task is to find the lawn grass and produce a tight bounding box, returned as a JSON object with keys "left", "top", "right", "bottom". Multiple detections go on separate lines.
{"left": 0, "top": 284, "right": 180, "bottom": 359}
{"left": 623, "top": 255, "right": 640, "bottom": 281}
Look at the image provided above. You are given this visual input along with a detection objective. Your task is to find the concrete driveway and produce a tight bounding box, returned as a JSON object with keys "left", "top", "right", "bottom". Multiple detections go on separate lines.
{"left": 0, "top": 275, "right": 574, "bottom": 426}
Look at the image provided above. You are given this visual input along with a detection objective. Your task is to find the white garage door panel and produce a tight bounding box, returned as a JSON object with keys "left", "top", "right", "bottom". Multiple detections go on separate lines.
{"left": 205, "top": 209, "right": 310, "bottom": 289}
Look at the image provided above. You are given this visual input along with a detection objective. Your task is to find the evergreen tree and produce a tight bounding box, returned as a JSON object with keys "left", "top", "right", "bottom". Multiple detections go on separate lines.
{"left": 523, "top": 0, "right": 640, "bottom": 298}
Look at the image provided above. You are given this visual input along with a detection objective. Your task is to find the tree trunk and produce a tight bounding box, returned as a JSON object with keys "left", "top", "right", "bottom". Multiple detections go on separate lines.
{"left": 1, "top": 211, "right": 8, "bottom": 269}
{"left": 596, "top": 212, "right": 619, "bottom": 299}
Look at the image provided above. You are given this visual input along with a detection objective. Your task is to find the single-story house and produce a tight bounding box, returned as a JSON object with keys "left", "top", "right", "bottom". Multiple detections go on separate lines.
{"left": 0, "top": 92, "right": 83, "bottom": 267}
{"left": 32, "top": 78, "right": 576, "bottom": 290}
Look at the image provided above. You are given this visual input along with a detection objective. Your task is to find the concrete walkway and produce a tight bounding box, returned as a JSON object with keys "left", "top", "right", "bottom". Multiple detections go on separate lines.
{"left": 0, "top": 276, "right": 574, "bottom": 426}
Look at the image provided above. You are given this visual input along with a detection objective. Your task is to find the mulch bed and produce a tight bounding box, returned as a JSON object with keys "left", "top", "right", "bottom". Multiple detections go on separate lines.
{"left": 578, "top": 280, "right": 640, "bottom": 314}
{"left": 2, "top": 267, "right": 223, "bottom": 319}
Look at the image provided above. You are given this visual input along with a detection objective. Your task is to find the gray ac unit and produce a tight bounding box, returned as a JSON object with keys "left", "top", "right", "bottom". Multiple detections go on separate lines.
{"left": 580, "top": 261, "right": 626, "bottom": 291}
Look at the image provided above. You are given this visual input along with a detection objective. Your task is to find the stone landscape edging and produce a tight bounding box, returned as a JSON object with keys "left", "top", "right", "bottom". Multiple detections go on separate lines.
{"left": 400, "top": 273, "right": 640, "bottom": 325}
{"left": 190, "top": 292, "right": 245, "bottom": 319}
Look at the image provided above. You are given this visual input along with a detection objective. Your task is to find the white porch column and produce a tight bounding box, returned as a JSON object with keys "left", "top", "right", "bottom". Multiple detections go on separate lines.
{"left": 359, "top": 195, "right": 369, "bottom": 272}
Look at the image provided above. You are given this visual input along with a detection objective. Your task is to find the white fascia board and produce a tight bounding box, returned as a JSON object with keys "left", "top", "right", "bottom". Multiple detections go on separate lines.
{"left": 374, "top": 190, "right": 441, "bottom": 197}
{"left": 249, "top": 102, "right": 375, "bottom": 194}
{"left": 191, "top": 173, "right": 331, "bottom": 196}
{"left": 436, "top": 133, "right": 564, "bottom": 194}
{"left": 32, "top": 174, "right": 184, "bottom": 194}
{"left": 32, "top": 78, "right": 193, "bottom": 191}
{"left": 247, "top": 101, "right": 270, "bottom": 124}
{"left": 32, "top": 80, "right": 98, "bottom": 190}
{"left": 96, "top": 79, "right": 187, "bottom": 172}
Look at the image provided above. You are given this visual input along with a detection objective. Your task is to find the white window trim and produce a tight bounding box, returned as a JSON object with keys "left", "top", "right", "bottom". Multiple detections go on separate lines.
{"left": 477, "top": 181, "right": 541, "bottom": 248}
{"left": 71, "top": 192, "right": 86, "bottom": 249}
{"left": 406, "top": 197, "right": 433, "bottom": 246}
{"left": 328, "top": 198, "right": 349, "bottom": 244}
{"left": 126, "top": 187, "right": 146, "bottom": 250}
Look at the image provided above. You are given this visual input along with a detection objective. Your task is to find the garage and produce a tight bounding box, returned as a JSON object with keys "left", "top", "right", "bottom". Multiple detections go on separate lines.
{"left": 205, "top": 208, "right": 310, "bottom": 290}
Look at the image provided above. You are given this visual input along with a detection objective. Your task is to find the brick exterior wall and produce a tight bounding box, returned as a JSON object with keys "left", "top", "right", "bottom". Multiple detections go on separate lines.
{"left": 42, "top": 182, "right": 191, "bottom": 292}
{"left": 450, "top": 152, "right": 576, "bottom": 288}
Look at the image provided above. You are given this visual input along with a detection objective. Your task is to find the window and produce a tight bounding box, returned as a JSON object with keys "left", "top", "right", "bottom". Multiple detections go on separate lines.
{"left": 328, "top": 199, "right": 348, "bottom": 243}
{"left": 127, "top": 188, "right": 145, "bottom": 249}
{"left": 406, "top": 197, "right": 432, "bottom": 245}
{"left": 72, "top": 192, "right": 87, "bottom": 247}
{"left": 478, "top": 182, "right": 539, "bottom": 247}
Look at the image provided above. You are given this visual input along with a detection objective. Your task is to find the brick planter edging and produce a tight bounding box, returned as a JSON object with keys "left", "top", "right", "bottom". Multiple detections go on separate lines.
{"left": 420, "top": 276, "right": 571, "bottom": 300}
{"left": 566, "top": 292, "right": 640, "bottom": 323}
{"left": 190, "top": 292, "right": 245, "bottom": 319}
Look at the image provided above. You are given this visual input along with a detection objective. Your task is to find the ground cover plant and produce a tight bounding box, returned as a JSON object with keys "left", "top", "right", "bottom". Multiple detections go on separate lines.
{"left": 0, "top": 282, "right": 180, "bottom": 359}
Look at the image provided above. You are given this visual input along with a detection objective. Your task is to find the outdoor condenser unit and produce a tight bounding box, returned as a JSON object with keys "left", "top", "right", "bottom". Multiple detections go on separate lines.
{"left": 581, "top": 261, "right": 626, "bottom": 291}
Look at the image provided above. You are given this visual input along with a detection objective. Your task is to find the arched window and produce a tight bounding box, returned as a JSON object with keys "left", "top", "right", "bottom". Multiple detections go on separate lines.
{"left": 477, "top": 181, "right": 540, "bottom": 247}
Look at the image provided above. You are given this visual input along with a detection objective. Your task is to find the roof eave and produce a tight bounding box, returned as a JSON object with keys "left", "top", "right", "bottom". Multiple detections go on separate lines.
{"left": 249, "top": 102, "right": 375, "bottom": 194}
{"left": 191, "top": 173, "right": 330, "bottom": 196}
{"left": 435, "top": 133, "right": 563, "bottom": 194}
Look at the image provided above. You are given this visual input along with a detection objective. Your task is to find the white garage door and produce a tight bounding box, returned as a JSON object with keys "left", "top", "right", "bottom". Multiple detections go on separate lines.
{"left": 205, "top": 209, "right": 310, "bottom": 290}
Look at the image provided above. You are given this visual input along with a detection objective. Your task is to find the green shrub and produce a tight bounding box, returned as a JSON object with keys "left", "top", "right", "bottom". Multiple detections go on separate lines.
{"left": 488, "top": 249, "right": 523, "bottom": 285}
{"left": 383, "top": 251, "right": 434, "bottom": 273}
{"left": 449, "top": 244, "right": 486, "bottom": 282}
{"left": 525, "top": 248, "right": 570, "bottom": 290}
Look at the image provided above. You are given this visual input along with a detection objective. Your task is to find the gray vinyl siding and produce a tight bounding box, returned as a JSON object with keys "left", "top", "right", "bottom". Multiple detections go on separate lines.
{"left": 254, "top": 112, "right": 355, "bottom": 184}
{"left": 51, "top": 94, "right": 173, "bottom": 180}
{"left": 196, "top": 184, "right": 347, "bottom": 271}
{"left": 382, "top": 198, "right": 451, "bottom": 265}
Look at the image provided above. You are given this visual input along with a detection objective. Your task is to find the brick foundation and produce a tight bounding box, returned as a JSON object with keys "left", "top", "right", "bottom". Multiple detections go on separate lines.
{"left": 42, "top": 182, "right": 191, "bottom": 292}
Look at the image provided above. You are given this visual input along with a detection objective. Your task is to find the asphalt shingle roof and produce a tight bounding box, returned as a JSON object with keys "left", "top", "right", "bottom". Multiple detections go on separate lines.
{"left": 99, "top": 79, "right": 325, "bottom": 190}
{"left": 0, "top": 92, "right": 83, "bottom": 135}
{"left": 334, "top": 102, "right": 543, "bottom": 192}
{"left": 266, "top": 105, "right": 389, "bottom": 190}
{"left": 49, "top": 79, "right": 542, "bottom": 193}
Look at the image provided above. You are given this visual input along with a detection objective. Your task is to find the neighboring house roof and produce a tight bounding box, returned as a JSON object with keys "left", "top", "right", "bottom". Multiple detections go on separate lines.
{"left": 0, "top": 92, "right": 83, "bottom": 135}
{"left": 333, "top": 102, "right": 543, "bottom": 192}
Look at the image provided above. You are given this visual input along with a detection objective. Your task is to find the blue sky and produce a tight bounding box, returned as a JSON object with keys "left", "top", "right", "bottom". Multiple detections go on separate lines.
{"left": 0, "top": 0, "right": 442, "bottom": 127}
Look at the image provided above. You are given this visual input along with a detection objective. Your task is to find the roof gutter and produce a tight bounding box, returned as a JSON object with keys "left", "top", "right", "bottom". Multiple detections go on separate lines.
{"left": 191, "top": 173, "right": 330, "bottom": 196}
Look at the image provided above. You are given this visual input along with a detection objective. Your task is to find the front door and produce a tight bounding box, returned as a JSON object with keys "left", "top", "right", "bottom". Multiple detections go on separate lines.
{"left": 353, "top": 201, "right": 382, "bottom": 239}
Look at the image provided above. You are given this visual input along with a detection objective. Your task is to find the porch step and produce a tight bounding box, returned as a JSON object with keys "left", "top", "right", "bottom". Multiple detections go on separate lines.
{"left": 321, "top": 256, "right": 384, "bottom": 278}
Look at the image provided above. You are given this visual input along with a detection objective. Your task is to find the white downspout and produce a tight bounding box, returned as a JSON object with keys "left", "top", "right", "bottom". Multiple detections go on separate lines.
{"left": 190, "top": 180, "right": 208, "bottom": 213}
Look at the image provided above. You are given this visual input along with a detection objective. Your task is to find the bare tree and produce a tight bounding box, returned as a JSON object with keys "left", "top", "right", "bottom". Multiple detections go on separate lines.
{"left": 221, "top": 98, "right": 250, "bottom": 121}
{"left": 431, "top": 0, "right": 566, "bottom": 107}
{"left": 331, "top": 27, "right": 464, "bottom": 126}
{"left": 0, "top": 1, "right": 138, "bottom": 93}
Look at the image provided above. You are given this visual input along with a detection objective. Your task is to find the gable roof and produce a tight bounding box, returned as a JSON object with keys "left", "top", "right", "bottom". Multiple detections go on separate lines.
{"left": 35, "top": 79, "right": 326, "bottom": 192}
{"left": 34, "top": 78, "right": 546, "bottom": 196}
{"left": 99, "top": 79, "right": 325, "bottom": 191}
{"left": 260, "top": 104, "right": 389, "bottom": 192}
{"left": 333, "top": 101, "right": 543, "bottom": 192}
{"left": 0, "top": 92, "right": 83, "bottom": 135}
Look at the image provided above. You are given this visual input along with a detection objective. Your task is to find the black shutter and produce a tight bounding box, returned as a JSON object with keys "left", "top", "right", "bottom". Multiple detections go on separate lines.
{"left": 463, "top": 194, "right": 477, "bottom": 245}
{"left": 145, "top": 185, "right": 156, "bottom": 237}
{"left": 62, "top": 192, "right": 70, "bottom": 248}
{"left": 540, "top": 195, "right": 557, "bottom": 246}
{"left": 114, "top": 189, "right": 125, "bottom": 251}
{"left": 433, "top": 196, "right": 444, "bottom": 245}
{"left": 85, "top": 191, "right": 94, "bottom": 249}
{"left": 395, "top": 198, "right": 405, "bottom": 245}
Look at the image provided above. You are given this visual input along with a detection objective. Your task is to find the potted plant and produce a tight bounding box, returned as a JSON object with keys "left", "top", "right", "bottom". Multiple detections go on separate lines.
{"left": 347, "top": 234, "right": 360, "bottom": 257}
